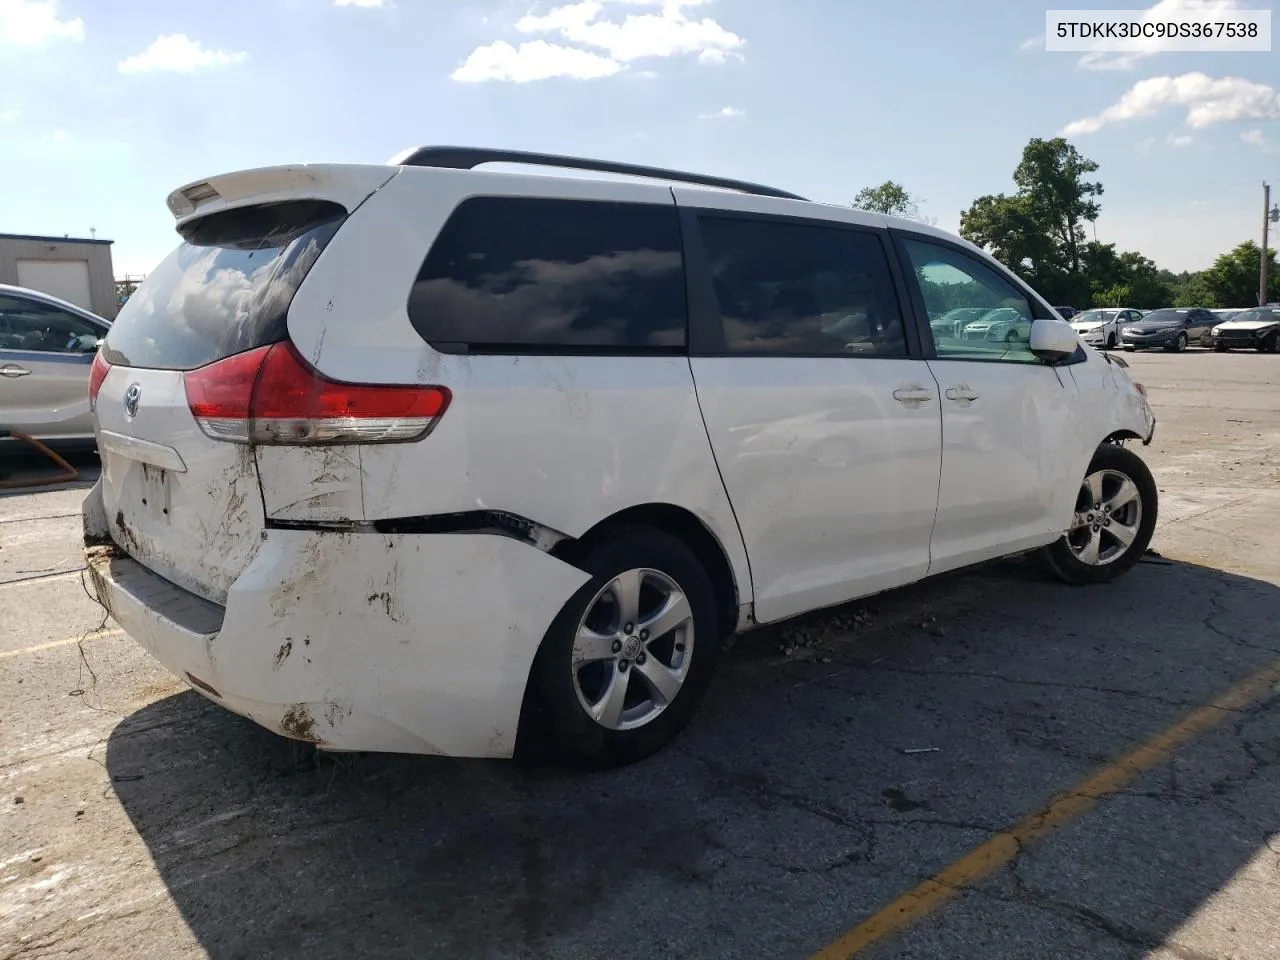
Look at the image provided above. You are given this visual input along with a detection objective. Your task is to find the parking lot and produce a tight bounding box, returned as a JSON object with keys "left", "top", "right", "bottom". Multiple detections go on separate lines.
{"left": 2, "top": 349, "right": 1279, "bottom": 960}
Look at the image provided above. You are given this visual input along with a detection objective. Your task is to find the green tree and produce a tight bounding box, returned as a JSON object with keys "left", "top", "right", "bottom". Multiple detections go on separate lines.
{"left": 960, "top": 138, "right": 1103, "bottom": 306}
{"left": 1200, "top": 241, "right": 1279, "bottom": 307}
{"left": 1172, "top": 274, "right": 1217, "bottom": 308}
{"left": 852, "top": 181, "right": 919, "bottom": 218}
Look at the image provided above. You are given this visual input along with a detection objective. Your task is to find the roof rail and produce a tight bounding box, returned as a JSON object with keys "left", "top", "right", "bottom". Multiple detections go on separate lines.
{"left": 387, "top": 146, "right": 808, "bottom": 202}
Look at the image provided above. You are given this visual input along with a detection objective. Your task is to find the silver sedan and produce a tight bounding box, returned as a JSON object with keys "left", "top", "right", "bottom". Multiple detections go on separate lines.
{"left": 0, "top": 284, "right": 111, "bottom": 444}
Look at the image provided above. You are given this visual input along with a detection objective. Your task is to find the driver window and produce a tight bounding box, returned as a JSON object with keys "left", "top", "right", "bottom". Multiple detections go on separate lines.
{"left": 698, "top": 215, "right": 908, "bottom": 358}
{"left": 0, "top": 295, "right": 101, "bottom": 354}
{"left": 902, "top": 238, "right": 1040, "bottom": 364}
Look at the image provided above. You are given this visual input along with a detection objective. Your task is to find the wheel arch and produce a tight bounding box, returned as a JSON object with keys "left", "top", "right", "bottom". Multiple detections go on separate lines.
{"left": 554, "top": 502, "right": 743, "bottom": 639}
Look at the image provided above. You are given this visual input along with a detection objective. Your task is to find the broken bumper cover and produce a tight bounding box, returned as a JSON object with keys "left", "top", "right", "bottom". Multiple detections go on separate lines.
{"left": 86, "top": 517, "right": 589, "bottom": 758}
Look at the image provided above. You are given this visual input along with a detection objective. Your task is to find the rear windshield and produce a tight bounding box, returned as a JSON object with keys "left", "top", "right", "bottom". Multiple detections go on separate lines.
{"left": 102, "top": 199, "right": 345, "bottom": 370}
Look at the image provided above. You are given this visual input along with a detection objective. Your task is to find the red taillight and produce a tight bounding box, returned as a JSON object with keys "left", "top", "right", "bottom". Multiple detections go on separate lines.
{"left": 88, "top": 350, "right": 110, "bottom": 410}
{"left": 183, "top": 342, "right": 450, "bottom": 445}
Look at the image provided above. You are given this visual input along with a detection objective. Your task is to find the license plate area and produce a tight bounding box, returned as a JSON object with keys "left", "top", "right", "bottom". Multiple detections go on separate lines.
{"left": 138, "top": 463, "right": 172, "bottom": 524}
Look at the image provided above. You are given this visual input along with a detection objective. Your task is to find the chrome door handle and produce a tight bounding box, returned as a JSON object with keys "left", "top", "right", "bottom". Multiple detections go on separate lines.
{"left": 945, "top": 387, "right": 980, "bottom": 403}
{"left": 0, "top": 364, "right": 32, "bottom": 378}
{"left": 892, "top": 388, "right": 934, "bottom": 406}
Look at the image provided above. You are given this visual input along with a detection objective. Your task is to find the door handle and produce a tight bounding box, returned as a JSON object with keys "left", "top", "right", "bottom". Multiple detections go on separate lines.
{"left": 0, "top": 364, "right": 32, "bottom": 378}
{"left": 892, "top": 388, "right": 934, "bottom": 406}
{"left": 945, "top": 387, "right": 980, "bottom": 403}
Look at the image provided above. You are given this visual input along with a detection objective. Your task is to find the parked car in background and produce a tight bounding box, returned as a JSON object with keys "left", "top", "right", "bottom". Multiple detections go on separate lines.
{"left": 1119, "top": 307, "right": 1216, "bottom": 352}
{"left": 0, "top": 283, "right": 110, "bottom": 444}
{"left": 1211, "top": 306, "right": 1280, "bottom": 352}
{"left": 1054, "top": 306, "right": 1078, "bottom": 320}
{"left": 1070, "top": 307, "right": 1143, "bottom": 350}
{"left": 960, "top": 306, "right": 1031, "bottom": 342}
{"left": 1210, "top": 308, "right": 1243, "bottom": 325}
{"left": 929, "top": 306, "right": 985, "bottom": 340}
{"left": 82, "top": 147, "right": 1158, "bottom": 766}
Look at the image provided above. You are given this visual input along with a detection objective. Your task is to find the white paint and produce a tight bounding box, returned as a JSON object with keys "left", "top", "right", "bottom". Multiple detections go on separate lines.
{"left": 16, "top": 259, "right": 92, "bottom": 311}
{"left": 87, "top": 160, "right": 1157, "bottom": 758}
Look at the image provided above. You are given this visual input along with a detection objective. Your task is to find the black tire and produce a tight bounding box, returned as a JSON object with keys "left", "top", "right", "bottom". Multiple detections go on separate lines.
{"left": 1037, "top": 444, "right": 1158, "bottom": 585}
{"left": 1122, "top": 346, "right": 1135, "bottom": 352}
{"left": 1106, "top": 333, "right": 1116, "bottom": 349}
{"left": 1213, "top": 342, "right": 1228, "bottom": 352}
{"left": 1165, "top": 332, "right": 1187, "bottom": 353}
{"left": 1257, "top": 332, "right": 1278, "bottom": 353}
{"left": 523, "top": 527, "right": 719, "bottom": 767}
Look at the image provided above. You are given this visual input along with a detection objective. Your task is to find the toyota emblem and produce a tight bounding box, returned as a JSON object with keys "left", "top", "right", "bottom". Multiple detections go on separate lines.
{"left": 123, "top": 383, "right": 141, "bottom": 419}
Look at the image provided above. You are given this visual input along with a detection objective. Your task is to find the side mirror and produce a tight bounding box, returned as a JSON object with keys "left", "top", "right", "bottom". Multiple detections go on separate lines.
{"left": 1029, "top": 317, "right": 1079, "bottom": 363}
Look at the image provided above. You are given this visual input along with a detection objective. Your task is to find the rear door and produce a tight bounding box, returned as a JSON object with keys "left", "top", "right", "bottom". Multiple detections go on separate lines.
{"left": 0, "top": 293, "right": 105, "bottom": 438}
{"left": 678, "top": 197, "right": 942, "bottom": 623}
{"left": 92, "top": 188, "right": 373, "bottom": 605}
{"left": 894, "top": 232, "right": 1093, "bottom": 573}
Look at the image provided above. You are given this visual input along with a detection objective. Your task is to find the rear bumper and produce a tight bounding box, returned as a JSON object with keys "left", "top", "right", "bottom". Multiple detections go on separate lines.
{"left": 85, "top": 484, "right": 589, "bottom": 757}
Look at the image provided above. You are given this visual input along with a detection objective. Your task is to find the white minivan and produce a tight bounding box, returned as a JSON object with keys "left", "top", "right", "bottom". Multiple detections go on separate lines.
{"left": 84, "top": 148, "right": 1158, "bottom": 766}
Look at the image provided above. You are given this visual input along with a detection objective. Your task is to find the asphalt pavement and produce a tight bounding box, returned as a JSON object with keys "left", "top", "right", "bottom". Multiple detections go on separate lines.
{"left": 2, "top": 349, "right": 1279, "bottom": 960}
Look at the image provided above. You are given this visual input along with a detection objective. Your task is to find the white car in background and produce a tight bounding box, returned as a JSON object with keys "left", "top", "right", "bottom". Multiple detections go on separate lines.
{"left": 1211, "top": 306, "right": 1280, "bottom": 352}
{"left": 83, "top": 147, "right": 1159, "bottom": 767}
{"left": 1070, "top": 308, "right": 1143, "bottom": 350}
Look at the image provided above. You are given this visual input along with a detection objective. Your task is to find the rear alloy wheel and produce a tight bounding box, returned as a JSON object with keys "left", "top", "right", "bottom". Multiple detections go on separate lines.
{"left": 524, "top": 528, "right": 719, "bottom": 766}
{"left": 1037, "top": 444, "right": 1158, "bottom": 585}
{"left": 1166, "top": 332, "right": 1188, "bottom": 353}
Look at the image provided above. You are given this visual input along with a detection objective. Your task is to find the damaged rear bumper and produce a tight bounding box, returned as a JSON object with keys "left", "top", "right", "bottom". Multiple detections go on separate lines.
{"left": 84, "top": 481, "right": 589, "bottom": 758}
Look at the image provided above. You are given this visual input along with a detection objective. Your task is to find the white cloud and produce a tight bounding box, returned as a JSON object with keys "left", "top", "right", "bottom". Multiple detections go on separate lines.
{"left": 1166, "top": 132, "right": 1193, "bottom": 146}
{"left": 454, "top": 0, "right": 743, "bottom": 82}
{"left": 0, "top": 108, "right": 19, "bottom": 122}
{"left": 1062, "top": 73, "right": 1280, "bottom": 134}
{"left": 1018, "top": 34, "right": 1042, "bottom": 51}
{"left": 118, "top": 34, "right": 248, "bottom": 74}
{"left": 452, "top": 39, "right": 621, "bottom": 82}
{"left": 1241, "top": 128, "right": 1267, "bottom": 145}
{"left": 335, "top": 0, "right": 384, "bottom": 5}
{"left": 1077, "top": 0, "right": 1244, "bottom": 71}
{"left": 699, "top": 105, "right": 745, "bottom": 119}
{"left": 0, "top": 0, "right": 83, "bottom": 46}
{"left": 51, "top": 128, "right": 69, "bottom": 142}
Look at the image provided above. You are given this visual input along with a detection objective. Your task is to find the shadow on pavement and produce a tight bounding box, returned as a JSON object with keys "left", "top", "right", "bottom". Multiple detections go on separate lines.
{"left": 105, "top": 557, "right": 1280, "bottom": 959}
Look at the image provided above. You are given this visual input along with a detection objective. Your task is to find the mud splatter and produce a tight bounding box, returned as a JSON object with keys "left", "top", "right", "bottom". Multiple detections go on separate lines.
{"left": 280, "top": 704, "right": 320, "bottom": 742}
{"left": 272, "top": 640, "right": 293, "bottom": 669}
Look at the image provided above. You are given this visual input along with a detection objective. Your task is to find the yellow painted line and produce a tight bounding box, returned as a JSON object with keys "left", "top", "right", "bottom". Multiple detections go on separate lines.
{"left": 811, "top": 659, "right": 1280, "bottom": 960}
{"left": 0, "top": 629, "right": 124, "bottom": 660}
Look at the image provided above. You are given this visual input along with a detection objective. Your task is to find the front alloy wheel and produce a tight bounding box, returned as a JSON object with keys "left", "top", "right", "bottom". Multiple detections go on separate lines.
{"left": 1066, "top": 470, "right": 1142, "bottom": 566}
{"left": 1037, "top": 443, "right": 1158, "bottom": 585}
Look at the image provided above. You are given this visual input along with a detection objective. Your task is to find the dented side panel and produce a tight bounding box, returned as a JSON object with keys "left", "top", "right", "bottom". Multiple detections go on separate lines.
{"left": 88, "top": 521, "right": 590, "bottom": 757}
{"left": 256, "top": 445, "right": 365, "bottom": 523}
{"left": 280, "top": 170, "right": 755, "bottom": 601}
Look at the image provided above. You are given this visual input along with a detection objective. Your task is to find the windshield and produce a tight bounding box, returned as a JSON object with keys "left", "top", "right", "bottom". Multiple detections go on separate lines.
{"left": 1075, "top": 310, "right": 1117, "bottom": 324}
{"left": 1228, "top": 308, "right": 1278, "bottom": 323}
{"left": 1138, "top": 309, "right": 1183, "bottom": 324}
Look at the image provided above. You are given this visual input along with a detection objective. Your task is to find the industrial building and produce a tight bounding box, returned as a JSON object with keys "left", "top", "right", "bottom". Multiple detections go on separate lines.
{"left": 0, "top": 232, "right": 118, "bottom": 320}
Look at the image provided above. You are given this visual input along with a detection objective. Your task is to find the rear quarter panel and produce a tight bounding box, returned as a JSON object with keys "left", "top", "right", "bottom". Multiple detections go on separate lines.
{"left": 280, "top": 168, "right": 754, "bottom": 604}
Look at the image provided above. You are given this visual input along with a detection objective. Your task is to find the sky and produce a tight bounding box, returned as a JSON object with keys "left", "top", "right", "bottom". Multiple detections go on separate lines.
{"left": 0, "top": 0, "right": 1277, "bottom": 277}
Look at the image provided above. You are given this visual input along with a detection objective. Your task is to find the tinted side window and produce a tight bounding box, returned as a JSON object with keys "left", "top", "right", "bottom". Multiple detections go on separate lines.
{"left": 902, "top": 238, "right": 1039, "bottom": 364}
{"left": 697, "top": 216, "right": 907, "bottom": 357}
{"left": 409, "top": 197, "right": 686, "bottom": 353}
{"left": 0, "top": 296, "right": 102, "bottom": 353}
